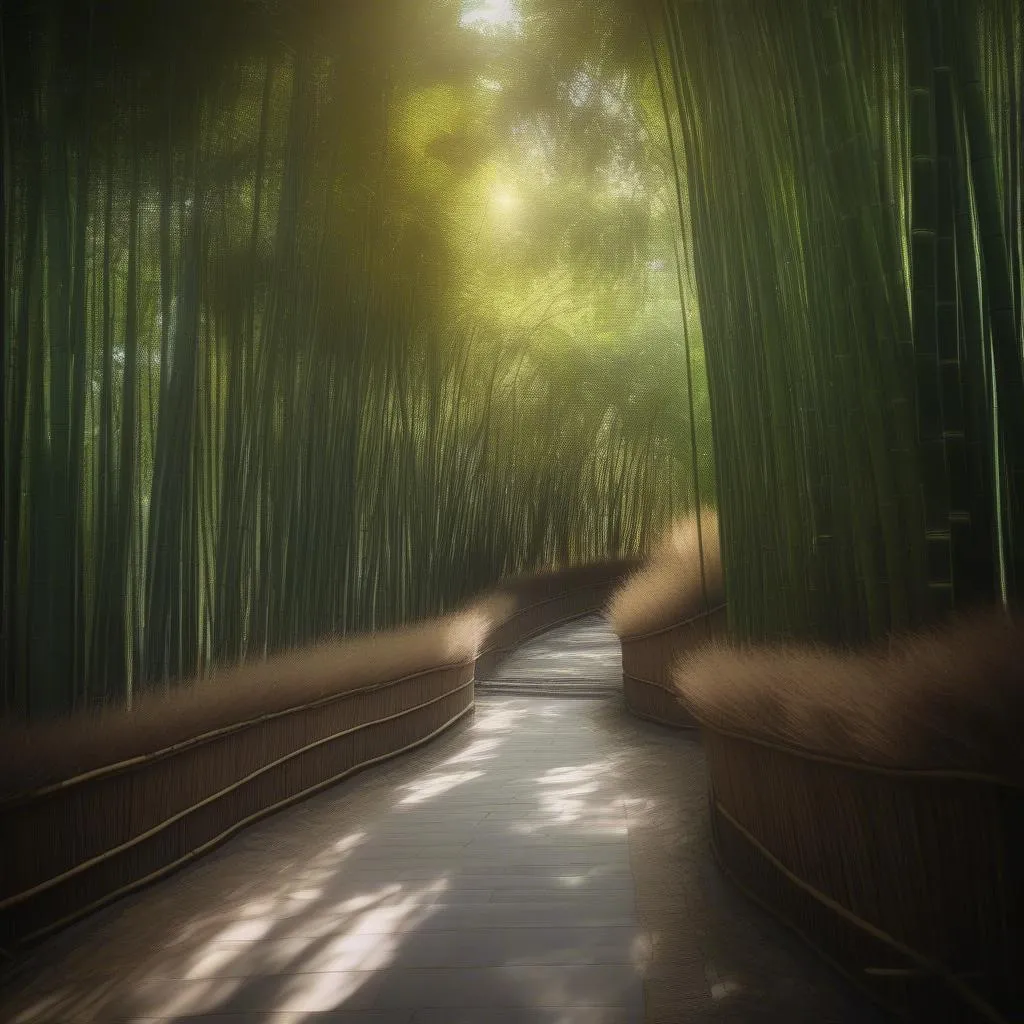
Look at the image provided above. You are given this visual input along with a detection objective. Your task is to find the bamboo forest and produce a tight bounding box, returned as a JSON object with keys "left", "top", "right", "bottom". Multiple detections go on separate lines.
{"left": 5, "top": 0, "right": 1022, "bottom": 718}
{"left": 2, "top": 0, "right": 1022, "bottom": 717}
{"left": 0, "top": 0, "right": 1019, "bottom": 683}
{"left": 2, "top": 1, "right": 1024, "bottom": 1021}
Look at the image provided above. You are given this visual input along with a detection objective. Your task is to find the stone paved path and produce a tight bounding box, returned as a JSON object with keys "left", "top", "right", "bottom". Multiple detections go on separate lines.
{"left": 476, "top": 616, "right": 624, "bottom": 697}
{"left": 0, "top": 616, "right": 881, "bottom": 1024}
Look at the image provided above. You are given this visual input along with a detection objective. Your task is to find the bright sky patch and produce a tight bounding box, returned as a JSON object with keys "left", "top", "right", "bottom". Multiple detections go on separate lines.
{"left": 460, "top": 0, "right": 523, "bottom": 34}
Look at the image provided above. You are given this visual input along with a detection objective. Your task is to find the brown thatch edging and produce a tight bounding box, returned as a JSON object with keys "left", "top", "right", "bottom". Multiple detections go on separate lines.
{"left": 672, "top": 611, "right": 1024, "bottom": 1020}
{"left": 4, "top": 696, "right": 474, "bottom": 949}
{"left": 708, "top": 795, "right": 1012, "bottom": 1024}
{"left": 0, "top": 659, "right": 477, "bottom": 811}
{"left": 476, "top": 577, "right": 631, "bottom": 677}
{"left": 0, "top": 558, "right": 636, "bottom": 951}
{"left": 3, "top": 676, "right": 473, "bottom": 904}
{"left": 605, "top": 510, "right": 722, "bottom": 639}
{"left": 671, "top": 609, "right": 1024, "bottom": 781}
{"left": 699, "top": 726, "right": 1024, "bottom": 1023}
{"left": 622, "top": 673, "right": 698, "bottom": 729}
{"left": 618, "top": 602, "right": 728, "bottom": 645}
{"left": 603, "top": 511, "right": 724, "bottom": 728}
{"left": 619, "top": 605, "right": 727, "bottom": 728}
{"left": 0, "top": 672, "right": 473, "bottom": 948}
{"left": 621, "top": 674, "right": 698, "bottom": 730}
{"left": 478, "top": 608, "right": 598, "bottom": 678}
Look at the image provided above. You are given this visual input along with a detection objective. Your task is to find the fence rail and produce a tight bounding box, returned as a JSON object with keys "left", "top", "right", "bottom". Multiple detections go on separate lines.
{"left": 0, "top": 559, "right": 636, "bottom": 950}
{"left": 619, "top": 604, "right": 727, "bottom": 727}
{"left": 697, "top": 720, "right": 1024, "bottom": 1023}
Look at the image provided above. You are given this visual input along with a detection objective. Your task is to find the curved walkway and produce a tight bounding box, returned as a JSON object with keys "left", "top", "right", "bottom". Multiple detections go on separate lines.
{"left": 0, "top": 617, "right": 880, "bottom": 1024}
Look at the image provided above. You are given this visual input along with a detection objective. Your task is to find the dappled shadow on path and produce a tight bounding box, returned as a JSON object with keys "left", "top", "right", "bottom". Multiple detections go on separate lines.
{"left": 1, "top": 628, "right": 882, "bottom": 1024}
{"left": 3, "top": 700, "right": 649, "bottom": 1023}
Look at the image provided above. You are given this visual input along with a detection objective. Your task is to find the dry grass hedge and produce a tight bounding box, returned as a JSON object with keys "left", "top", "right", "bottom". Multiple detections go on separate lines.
{"left": 494, "top": 556, "right": 641, "bottom": 610}
{"left": 678, "top": 609, "right": 1024, "bottom": 1022}
{"left": 0, "top": 597, "right": 511, "bottom": 803}
{"left": 0, "top": 558, "right": 636, "bottom": 948}
{"left": 0, "top": 556, "right": 640, "bottom": 803}
{"left": 674, "top": 606, "right": 1024, "bottom": 782}
{"left": 606, "top": 509, "right": 722, "bottom": 638}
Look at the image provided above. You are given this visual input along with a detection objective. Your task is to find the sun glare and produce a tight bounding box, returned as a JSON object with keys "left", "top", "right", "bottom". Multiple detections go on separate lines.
{"left": 494, "top": 188, "right": 518, "bottom": 209}
{"left": 460, "top": 0, "right": 523, "bottom": 34}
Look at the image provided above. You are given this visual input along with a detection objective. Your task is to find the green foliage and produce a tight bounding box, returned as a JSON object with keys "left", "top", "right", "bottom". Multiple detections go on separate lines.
{"left": 1, "top": 0, "right": 701, "bottom": 716}
{"left": 653, "top": 0, "right": 1024, "bottom": 645}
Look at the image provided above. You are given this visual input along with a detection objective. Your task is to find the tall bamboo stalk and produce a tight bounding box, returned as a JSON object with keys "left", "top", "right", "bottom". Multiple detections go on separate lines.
{"left": 3, "top": 1, "right": 687, "bottom": 717}
{"left": 653, "top": 0, "right": 1021, "bottom": 644}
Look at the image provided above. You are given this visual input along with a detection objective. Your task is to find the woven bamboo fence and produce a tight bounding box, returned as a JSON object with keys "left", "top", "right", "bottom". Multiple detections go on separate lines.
{"left": 619, "top": 604, "right": 727, "bottom": 727}
{"left": 682, "top": 700, "right": 1023, "bottom": 1021}
{"left": 0, "top": 559, "right": 635, "bottom": 950}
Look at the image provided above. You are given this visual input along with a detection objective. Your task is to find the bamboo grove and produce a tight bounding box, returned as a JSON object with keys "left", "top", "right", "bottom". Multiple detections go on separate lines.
{"left": 3, "top": 0, "right": 1023, "bottom": 717}
{"left": 1, "top": 0, "right": 693, "bottom": 717}
{"left": 651, "top": 0, "right": 1023, "bottom": 645}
